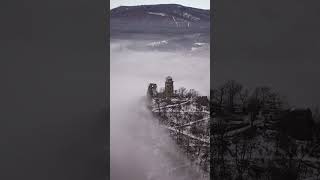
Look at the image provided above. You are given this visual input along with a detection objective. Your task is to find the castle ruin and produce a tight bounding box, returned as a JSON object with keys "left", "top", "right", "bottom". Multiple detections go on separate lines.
{"left": 147, "top": 76, "right": 175, "bottom": 99}
{"left": 164, "top": 76, "right": 174, "bottom": 97}
{"left": 147, "top": 83, "right": 158, "bottom": 98}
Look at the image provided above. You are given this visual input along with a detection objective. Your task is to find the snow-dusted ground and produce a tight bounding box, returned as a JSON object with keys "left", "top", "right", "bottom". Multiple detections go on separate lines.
{"left": 149, "top": 97, "right": 210, "bottom": 174}
{"left": 165, "top": 126, "right": 209, "bottom": 144}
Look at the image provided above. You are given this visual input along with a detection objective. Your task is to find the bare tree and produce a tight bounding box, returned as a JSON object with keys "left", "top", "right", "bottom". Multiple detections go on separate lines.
{"left": 224, "top": 80, "right": 243, "bottom": 112}
{"left": 239, "top": 88, "right": 249, "bottom": 113}
{"left": 252, "top": 86, "right": 285, "bottom": 111}
{"left": 251, "top": 86, "right": 272, "bottom": 108}
{"left": 211, "top": 86, "right": 227, "bottom": 113}
{"left": 177, "top": 87, "right": 187, "bottom": 98}
{"left": 230, "top": 138, "right": 255, "bottom": 179}
{"left": 247, "top": 98, "right": 260, "bottom": 127}
{"left": 186, "top": 89, "right": 199, "bottom": 99}
{"left": 211, "top": 117, "right": 230, "bottom": 179}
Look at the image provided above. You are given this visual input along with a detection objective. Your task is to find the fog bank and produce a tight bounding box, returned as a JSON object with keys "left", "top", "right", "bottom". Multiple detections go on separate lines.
{"left": 110, "top": 40, "right": 209, "bottom": 180}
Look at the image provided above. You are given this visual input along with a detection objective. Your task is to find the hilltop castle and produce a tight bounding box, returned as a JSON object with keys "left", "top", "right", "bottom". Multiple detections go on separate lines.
{"left": 147, "top": 76, "right": 174, "bottom": 98}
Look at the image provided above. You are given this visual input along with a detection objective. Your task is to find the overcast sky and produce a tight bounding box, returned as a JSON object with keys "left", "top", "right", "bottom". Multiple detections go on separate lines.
{"left": 110, "top": 0, "right": 210, "bottom": 9}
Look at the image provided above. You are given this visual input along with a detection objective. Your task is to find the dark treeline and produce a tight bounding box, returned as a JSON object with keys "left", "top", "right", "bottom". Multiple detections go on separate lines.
{"left": 210, "top": 80, "right": 320, "bottom": 180}
{"left": 211, "top": 80, "right": 286, "bottom": 114}
{"left": 211, "top": 80, "right": 320, "bottom": 124}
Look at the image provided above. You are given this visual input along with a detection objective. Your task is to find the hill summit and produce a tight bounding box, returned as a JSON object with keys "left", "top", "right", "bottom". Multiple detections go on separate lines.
{"left": 110, "top": 4, "right": 210, "bottom": 34}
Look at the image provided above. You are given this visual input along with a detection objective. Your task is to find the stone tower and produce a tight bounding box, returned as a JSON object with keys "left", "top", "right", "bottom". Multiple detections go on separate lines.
{"left": 147, "top": 83, "right": 157, "bottom": 98}
{"left": 164, "top": 76, "right": 174, "bottom": 97}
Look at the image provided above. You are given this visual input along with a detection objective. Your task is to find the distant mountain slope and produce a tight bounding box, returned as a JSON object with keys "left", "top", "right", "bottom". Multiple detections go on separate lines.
{"left": 110, "top": 4, "right": 210, "bottom": 34}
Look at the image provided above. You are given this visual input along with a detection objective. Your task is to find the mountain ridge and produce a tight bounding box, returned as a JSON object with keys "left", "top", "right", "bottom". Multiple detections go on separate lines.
{"left": 111, "top": 4, "right": 210, "bottom": 11}
{"left": 110, "top": 4, "right": 210, "bottom": 34}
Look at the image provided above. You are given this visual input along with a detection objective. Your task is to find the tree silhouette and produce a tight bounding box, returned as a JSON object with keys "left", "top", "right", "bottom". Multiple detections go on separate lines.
{"left": 225, "top": 80, "right": 243, "bottom": 112}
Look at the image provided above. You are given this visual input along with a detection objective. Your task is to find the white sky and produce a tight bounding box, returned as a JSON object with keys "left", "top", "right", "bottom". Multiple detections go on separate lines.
{"left": 110, "top": 0, "right": 210, "bottom": 10}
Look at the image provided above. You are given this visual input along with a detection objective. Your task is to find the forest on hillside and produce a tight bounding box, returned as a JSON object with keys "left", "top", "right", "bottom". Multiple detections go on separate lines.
{"left": 210, "top": 80, "right": 320, "bottom": 180}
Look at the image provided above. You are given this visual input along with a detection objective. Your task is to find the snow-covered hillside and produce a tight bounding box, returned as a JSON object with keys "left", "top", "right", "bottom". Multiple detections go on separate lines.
{"left": 110, "top": 4, "right": 210, "bottom": 34}
{"left": 147, "top": 92, "right": 210, "bottom": 178}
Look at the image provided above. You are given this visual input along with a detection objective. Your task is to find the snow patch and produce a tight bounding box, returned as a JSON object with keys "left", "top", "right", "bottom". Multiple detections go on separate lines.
{"left": 182, "top": 12, "right": 200, "bottom": 21}
{"left": 194, "top": 43, "right": 207, "bottom": 46}
{"left": 172, "top": 16, "right": 179, "bottom": 27}
{"left": 147, "top": 40, "right": 168, "bottom": 47}
{"left": 148, "top": 12, "right": 167, "bottom": 17}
